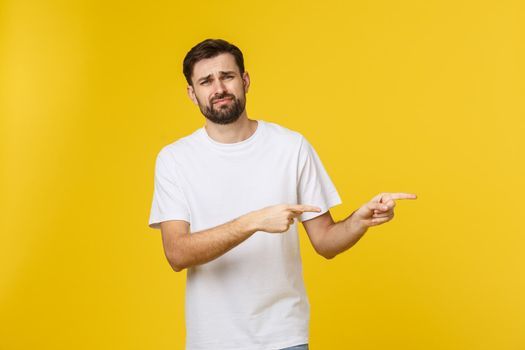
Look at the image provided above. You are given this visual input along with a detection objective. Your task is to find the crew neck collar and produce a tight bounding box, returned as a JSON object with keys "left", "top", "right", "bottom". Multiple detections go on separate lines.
{"left": 200, "top": 120, "right": 265, "bottom": 151}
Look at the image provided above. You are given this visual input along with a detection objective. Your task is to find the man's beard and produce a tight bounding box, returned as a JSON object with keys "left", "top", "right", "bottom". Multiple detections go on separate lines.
{"left": 197, "top": 92, "right": 246, "bottom": 125}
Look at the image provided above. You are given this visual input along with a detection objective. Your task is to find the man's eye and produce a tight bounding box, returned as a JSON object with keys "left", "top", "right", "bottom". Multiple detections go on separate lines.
{"left": 200, "top": 81, "right": 210, "bottom": 85}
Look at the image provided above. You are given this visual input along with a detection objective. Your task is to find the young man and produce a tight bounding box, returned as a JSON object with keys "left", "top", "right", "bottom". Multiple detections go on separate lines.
{"left": 148, "top": 38, "right": 417, "bottom": 350}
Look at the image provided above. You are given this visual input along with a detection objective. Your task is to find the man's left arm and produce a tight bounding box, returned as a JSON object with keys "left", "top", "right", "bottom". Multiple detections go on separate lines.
{"left": 302, "top": 192, "right": 417, "bottom": 259}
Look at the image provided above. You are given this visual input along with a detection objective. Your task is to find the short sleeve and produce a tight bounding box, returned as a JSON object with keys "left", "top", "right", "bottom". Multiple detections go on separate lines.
{"left": 296, "top": 136, "right": 342, "bottom": 222}
{"left": 148, "top": 149, "right": 191, "bottom": 229}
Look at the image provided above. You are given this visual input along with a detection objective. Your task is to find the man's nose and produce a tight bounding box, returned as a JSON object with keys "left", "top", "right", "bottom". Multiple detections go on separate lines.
{"left": 213, "top": 79, "right": 226, "bottom": 94}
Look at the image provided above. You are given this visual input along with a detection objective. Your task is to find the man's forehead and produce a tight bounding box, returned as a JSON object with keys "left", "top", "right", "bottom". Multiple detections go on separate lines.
{"left": 192, "top": 53, "right": 240, "bottom": 79}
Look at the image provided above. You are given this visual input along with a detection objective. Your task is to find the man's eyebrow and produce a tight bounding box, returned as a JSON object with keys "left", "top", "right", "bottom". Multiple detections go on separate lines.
{"left": 197, "top": 70, "right": 237, "bottom": 83}
{"left": 196, "top": 71, "right": 237, "bottom": 83}
{"left": 196, "top": 74, "right": 212, "bottom": 83}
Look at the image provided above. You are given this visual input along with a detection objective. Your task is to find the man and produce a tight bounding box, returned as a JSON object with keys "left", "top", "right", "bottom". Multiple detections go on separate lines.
{"left": 148, "top": 38, "right": 417, "bottom": 350}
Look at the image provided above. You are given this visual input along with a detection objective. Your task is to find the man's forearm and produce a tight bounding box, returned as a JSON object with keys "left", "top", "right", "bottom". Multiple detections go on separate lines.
{"left": 167, "top": 204, "right": 319, "bottom": 271}
{"left": 320, "top": 211, "right": 369, "bottom": 259}
{"left": 169, "top": 215, "right": 257, "bottom": 271}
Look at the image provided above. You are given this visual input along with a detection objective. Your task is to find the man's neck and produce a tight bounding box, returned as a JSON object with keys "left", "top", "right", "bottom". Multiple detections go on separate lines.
{"left": 204, "top": 114, "right": 258, "bottom": 144}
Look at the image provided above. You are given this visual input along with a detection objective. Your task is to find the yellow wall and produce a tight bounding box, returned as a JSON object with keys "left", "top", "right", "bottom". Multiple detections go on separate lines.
{"left": 1, "top": 0, "right": 524, "bottom": 349}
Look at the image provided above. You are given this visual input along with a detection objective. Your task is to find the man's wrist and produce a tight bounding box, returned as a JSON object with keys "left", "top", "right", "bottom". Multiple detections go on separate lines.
{"left": 235, "top": 212, "right": 259, "bottom": 235}
{"left": 344, "top": 211, "right": 368, "bottom": 237}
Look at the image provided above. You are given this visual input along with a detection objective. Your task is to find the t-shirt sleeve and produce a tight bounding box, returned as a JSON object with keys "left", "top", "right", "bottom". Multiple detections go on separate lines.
{"left": 296, "top": 136, "right": 342, "bottom": 222}
{"left": 148, "top": 149, "right": 191, "bottom": 229}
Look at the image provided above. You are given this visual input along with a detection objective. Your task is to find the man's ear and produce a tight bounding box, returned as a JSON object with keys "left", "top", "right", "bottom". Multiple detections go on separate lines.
{"left": 187, "top": 85, "right": 198, "bottom": 105}
{"left": 242, "top": 71, "right": 250, "bottom": 93}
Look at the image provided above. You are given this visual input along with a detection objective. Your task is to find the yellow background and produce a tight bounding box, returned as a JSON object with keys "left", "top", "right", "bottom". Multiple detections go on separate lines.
{"left": 1, "top": 0, "right": 524, "bottom": 349}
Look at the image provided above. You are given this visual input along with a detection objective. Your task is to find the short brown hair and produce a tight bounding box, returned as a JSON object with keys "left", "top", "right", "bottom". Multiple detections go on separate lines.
{"left": 183, "top": 38, "right": 245, "bottom": 86}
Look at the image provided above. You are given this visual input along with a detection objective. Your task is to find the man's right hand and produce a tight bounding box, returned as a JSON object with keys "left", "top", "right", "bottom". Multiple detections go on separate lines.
{"left": 160, "top": 204, "right": 322, "bottom": 272}
{"left": 244, "top": 204, "right": 322, "bottom": 233}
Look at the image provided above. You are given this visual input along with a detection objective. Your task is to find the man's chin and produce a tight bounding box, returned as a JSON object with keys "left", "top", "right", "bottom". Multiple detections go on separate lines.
{"left": 205, "top": 113, "right": 241, "bottom": 125}
{"left": 200, "top": 100, "right": 245, "bottom": 125}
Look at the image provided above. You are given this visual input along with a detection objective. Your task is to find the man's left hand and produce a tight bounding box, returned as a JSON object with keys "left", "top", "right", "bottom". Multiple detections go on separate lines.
{"left": 350, "top": 192, "right": 417, "bottom": 230}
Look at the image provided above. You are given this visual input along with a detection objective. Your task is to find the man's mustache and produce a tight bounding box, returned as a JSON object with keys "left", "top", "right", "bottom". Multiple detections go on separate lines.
{"left": 211, "top": 93, "right": 235, "bottom": 103}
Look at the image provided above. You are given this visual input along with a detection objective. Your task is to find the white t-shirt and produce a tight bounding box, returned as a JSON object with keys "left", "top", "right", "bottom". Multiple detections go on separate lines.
{"left": 149, "top": 119, "right": 342, "bottom": 350}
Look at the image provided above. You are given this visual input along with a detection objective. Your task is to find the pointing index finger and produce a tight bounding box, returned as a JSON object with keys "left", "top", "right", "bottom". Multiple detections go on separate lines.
{"left": 390, "top": 193, "right": 418, "bottom": 200}
{"left": 288, "top": 205, "right": 322, "bottom": 213}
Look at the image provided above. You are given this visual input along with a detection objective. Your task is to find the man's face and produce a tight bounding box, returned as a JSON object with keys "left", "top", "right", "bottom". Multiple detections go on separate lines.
{"left": 187, "top": 53, "right": 250, "bottom": 125}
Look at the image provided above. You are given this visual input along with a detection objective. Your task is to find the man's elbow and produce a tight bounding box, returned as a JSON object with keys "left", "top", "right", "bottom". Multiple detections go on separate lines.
{"left": 319, "top": 250, "right": 337, "bottom": 260}
{"left": 165, "top": 252, "right": 187, "bottom": 272}
{"left": 170, "top": 262, "right": 185, "bottom": 272}
{"left": 313, "top": 244, "right": 337, "bottom": 260}
{"left": 313, "top": 231, "right": 337, "bottom": 260}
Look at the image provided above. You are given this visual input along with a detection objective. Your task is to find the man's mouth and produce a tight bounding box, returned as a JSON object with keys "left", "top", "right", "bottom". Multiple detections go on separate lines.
{"left": 213, "top": 97, "right": 233, "bottom": 105}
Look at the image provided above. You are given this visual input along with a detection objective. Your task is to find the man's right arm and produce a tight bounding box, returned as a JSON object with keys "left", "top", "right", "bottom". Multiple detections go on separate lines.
{"left": 160, "top": 204, "right": 321, "bottom": 272}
